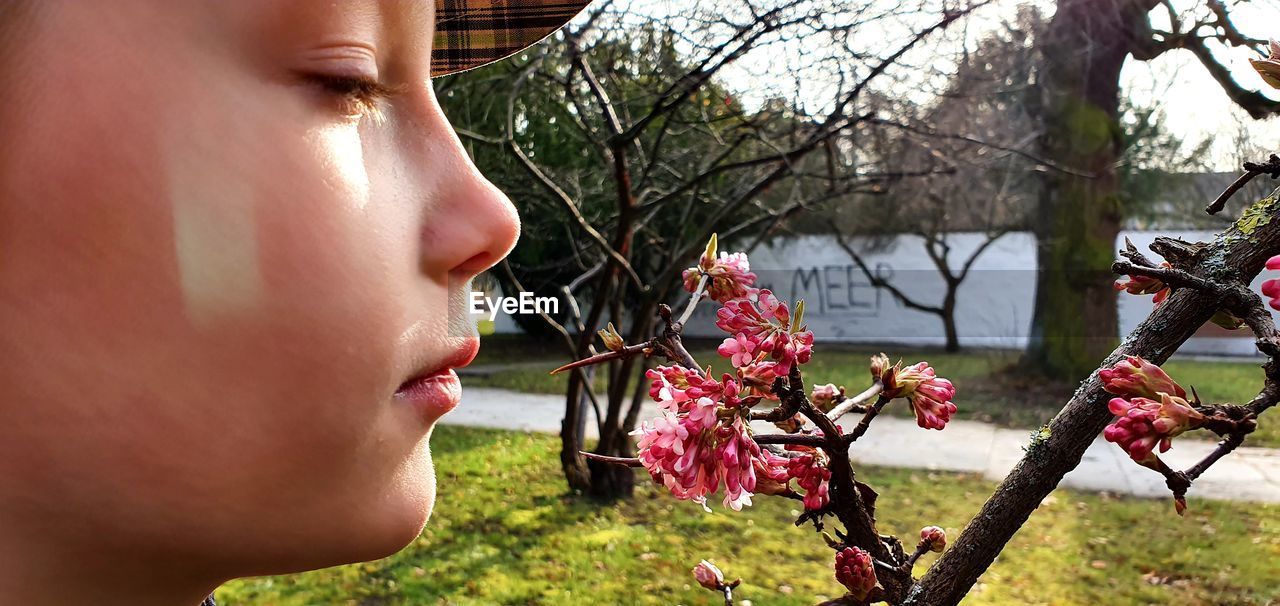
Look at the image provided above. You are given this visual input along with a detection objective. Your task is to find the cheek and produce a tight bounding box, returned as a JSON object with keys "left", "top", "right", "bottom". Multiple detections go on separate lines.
{"left": 0, "top": 17, "right": 429, "bottom": 562}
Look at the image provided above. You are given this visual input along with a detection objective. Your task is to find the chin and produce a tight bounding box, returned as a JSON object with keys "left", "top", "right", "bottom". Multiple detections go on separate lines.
{"left": 259, "top": 443, "right": 438, "bottom": 574}
{"left": 345, "top": 445, "right": 438, "bottom": 563}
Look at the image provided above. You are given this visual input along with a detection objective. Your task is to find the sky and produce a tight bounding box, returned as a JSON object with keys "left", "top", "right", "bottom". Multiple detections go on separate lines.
{"left": 1121, "top": 0, "right": 1280, "bottom": 169}
{"left": 623, "top": 0, "right": 1280, "bottom": 171}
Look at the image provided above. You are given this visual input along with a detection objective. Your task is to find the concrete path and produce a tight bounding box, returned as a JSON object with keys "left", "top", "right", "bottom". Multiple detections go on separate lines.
{"left": 444, "top": 387, "right": 1280, "bottom": 504}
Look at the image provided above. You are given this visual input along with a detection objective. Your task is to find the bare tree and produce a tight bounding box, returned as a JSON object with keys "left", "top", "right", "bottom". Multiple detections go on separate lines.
{"left": 829, "top": 7, "right": 1041, "bottom": 352}
{"left": 441, "top": 0, "right": 986, "bottom": 498}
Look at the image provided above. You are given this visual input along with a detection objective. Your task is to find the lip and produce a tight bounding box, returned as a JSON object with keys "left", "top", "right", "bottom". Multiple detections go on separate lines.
{"left": 395, "top": 336, "right": 479, "bottom": 421}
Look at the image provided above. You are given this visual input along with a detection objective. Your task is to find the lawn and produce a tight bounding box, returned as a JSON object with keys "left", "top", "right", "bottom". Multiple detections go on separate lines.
{"left": 215, "top": 426, "right": 1280, "bottom": 606}
{"left": 464, "top": 335, "right": 1280, "bottom": 448}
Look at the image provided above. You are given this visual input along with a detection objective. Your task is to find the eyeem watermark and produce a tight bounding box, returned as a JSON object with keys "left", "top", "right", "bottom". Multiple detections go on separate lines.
{"left": 471, "top": 291, "right": 559, "bottom": 320}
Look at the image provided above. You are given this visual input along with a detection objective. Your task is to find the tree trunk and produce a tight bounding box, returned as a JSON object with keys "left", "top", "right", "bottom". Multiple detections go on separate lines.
{"left": 1022, "top": 0, "right": 1147, "bottom": 379}
{"left": 560, "top": 367, "right": 592, "bottom": 491}
{"left": 942, "top": 288, "right": 960, "bottom": 353}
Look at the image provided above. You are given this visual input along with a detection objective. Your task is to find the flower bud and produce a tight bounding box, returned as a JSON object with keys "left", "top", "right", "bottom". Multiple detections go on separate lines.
{"left": 692, "top": 560, "right": 725, "bottom": 590}
{"left": 1104, "top": 393, "right": 1204, "bottom": 465}
{"left": 869, "top": 353, "right": 892, "bottom": 383}
{"left": 597, "top": 322, "right": 624, "bottom": 352}
{"left": 834, "top": 546, "right": 877, "bottom": 600}
{"left": 811, "top": 383, "right": 840, "bottom": 411}
{"left": 700, "top": 233, "right": 719, "bottom": 271}
{"left": 1098, "top": 356, "right": 1186, "bottom": 400}
{"left": 920, "top": 526, "right": 946, "bottom": 553}
{"left": 791, "top": 299, "right": 806, "bottom": 333}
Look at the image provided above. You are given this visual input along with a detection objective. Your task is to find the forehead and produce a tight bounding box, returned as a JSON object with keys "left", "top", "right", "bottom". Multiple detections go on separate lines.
{"left": 226, "top": 1, "right": 434, "bottom": 62}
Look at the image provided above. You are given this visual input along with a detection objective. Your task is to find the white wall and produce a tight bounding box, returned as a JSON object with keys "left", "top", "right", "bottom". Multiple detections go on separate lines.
{"left": 679, "top": 233, "right": 1037, "bottom": 349}
{"left": 492, "top": 231, "right": 1273, "bottom": 358}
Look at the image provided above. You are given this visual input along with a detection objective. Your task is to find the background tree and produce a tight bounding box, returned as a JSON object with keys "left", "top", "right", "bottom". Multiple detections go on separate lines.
{"left": 439, "top": 0, "right": 982, "bottom": 498}
{"left": 827, "top": 7, "right": 1042, "bottom": 352}
{"left": 1023, "top": 0, "right": 1280, "bottom": 380}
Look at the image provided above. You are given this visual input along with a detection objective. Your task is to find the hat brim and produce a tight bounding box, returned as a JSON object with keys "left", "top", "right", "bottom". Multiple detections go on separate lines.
{"left": 433, "top": 0, "right": 594, "bottom": 78}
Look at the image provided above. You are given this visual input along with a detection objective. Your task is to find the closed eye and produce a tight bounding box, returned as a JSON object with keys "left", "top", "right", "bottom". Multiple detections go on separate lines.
{"left": 305, "top": 73, "right": 404, "bottom": 121}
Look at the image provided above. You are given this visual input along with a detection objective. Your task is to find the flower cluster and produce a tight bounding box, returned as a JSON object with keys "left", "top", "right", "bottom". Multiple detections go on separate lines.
{"left": 1098, "top": 355, "right": 1185, "bottom": 400}
{"left": 647, "top": 365, "right": 735, "bottom": 410}
{"left": 1104, "top": 394, "right": 1205, "bottom": 466}
{"left": 637, "top": 366, "right": 774, "bottom": 510}
{"left": 737, "top": 359, "right": 780, "bottom": 400}
{"left": 834, "top": 546, "right": 877, "bottom": 601}
{"left": 1100, "top": 357, "right": 1204, "bottom": 466}
{"left": 787, "top": 451, "right": 832, "bottom": 510}
{"left": 682, "top": 233, "right": 757, "bottom": 303}
{"left": 716, "top": 289, "right": 814, "bottom": 375}
{"left": 811, "top": 383, "right": 841, "bottom": 411}
{"left": 871, "top": 354, "right": 957, "bottom": 430}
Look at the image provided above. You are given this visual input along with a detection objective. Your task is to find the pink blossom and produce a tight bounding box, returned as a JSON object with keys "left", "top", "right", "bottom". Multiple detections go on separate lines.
{"left": 645, "top": 366, "right": 735, "bottom": 411}
{"left": 692, "top": 560, "right": 725, "bottom": 590}
{"left": 714, "top": 290, "right": 813, "bottom": 375}
{"left": 834, "top": 546, "right": 877, "bottom": 600}
{"left": 1262, "top": 259, "right": 1280, "bottom": 311}
{"left": 683, "top": 251, "right": 757, "bottom": 303}
{"left": 633, "top": 398, "right": 721, "bottom": 508}
{"left": 1103, "top": 393, "right": 1205, "bottom": 464}
{"left": 770, "top": 329, "right": 814, "bottom": 376}
{"left": 920, "top": 526, "right": 946, "bottom": 552}
{"left": 633, "top": 394, "right": 763, "bottom": 511}
{"left": 646, "top": 366, "right": 700, "bottom": 412}
{"left": 718, "top": 333, "right": 757, "bottom": 368}
{"left": 752, "top": 450, "right": 792, "bottom": 495}
{"left": 716, "top": 417, "right": 760, "bottom": 510}
{"left": 1115, "top": 262, "right": 1171, "bottom": 306}
{"left": 910, "top": 376, "right": 957, "bottom": 430}
{"left": 1098, "top": 356, "right": 1186, "bottom": 400}
{"left": 737, "top": 360, "right": 779, "bottom": 399}
{"left": 882, "top": 362, "right": 956, "bottom": 429}
{"left": 787, "top": 452, "right": 831, "bottom": 511}
{"left": 811, "top": 383, "right": 840, "bottom": 410}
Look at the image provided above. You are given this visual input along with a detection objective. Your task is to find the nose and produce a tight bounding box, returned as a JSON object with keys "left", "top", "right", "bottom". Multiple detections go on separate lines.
{"left": 412, "top": 90, "right": 521, "bottom": 284}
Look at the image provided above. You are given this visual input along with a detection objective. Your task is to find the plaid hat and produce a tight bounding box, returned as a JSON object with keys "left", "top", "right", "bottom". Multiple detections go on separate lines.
{"left": 433, "top": 0, "right": 593, "bottom": 77}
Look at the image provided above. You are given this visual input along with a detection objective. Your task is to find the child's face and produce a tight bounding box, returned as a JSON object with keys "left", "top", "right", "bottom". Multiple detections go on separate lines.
{"left": 0, "top": 0, "right": 518, "bottom": 580}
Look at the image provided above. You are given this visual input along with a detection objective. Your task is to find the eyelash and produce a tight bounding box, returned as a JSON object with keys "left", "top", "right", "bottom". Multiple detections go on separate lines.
{"left": 306, "top": 74, "right": 402, "bottom": 120}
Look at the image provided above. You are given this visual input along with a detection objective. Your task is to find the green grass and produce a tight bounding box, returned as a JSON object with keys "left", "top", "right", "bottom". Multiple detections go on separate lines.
{"left": 465, "top": 337, "right": 1280, "bottom": 448}
{"left": 216, "top": 427, "right": 1280, "bottom": 606}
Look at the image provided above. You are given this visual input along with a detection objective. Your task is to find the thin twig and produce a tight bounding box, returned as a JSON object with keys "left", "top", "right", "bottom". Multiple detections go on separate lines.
{"left": 845, "top": 395, "right": 893, "bottom": 443}
{"left": 677, "top": 274, "right": 710, "bottom": 327}
{"left": 828, "top": 383, "right": 886, "bottom": 423}
{"left": 1111, "top": 260, "right": 1216, "bottom": 292}
{"left": 580, "top": 451, "right": 644, "bottom": 467}
{"left": 1206, "top": 154, "right": 1280, "bottom": 214}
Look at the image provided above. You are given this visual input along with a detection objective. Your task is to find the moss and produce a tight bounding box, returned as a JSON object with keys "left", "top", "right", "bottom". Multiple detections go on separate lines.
{"left": 1236, "top": 192, "right": 1280, "bottom": 236}
{"left": 1023, "top": 424, "right": 1053, "bottom": 454}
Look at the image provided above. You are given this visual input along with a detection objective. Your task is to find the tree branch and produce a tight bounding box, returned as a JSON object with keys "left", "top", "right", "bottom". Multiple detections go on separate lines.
{"left": 906, "top": 186, "right": 1280, "bottom": 605}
